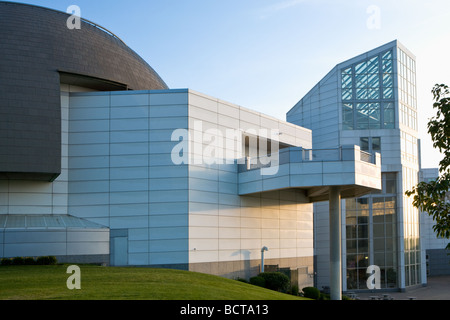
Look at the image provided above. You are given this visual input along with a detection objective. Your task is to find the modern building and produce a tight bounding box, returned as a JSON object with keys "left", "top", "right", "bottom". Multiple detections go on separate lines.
{"left": 287, "top": 40, "right": 424, "bottom": 291}
{"left": 0, "top": 2, "right": 382, "bottom": 293}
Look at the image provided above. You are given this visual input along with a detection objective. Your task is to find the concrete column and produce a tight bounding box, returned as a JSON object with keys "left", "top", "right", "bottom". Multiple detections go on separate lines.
{"left": 329, "top": 186, "right": 342, "bottom": 300}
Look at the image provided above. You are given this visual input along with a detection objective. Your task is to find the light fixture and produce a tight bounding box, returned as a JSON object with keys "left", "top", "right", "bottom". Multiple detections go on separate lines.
{"left": 261, "top": 246, "right": 269, "bottom": 273}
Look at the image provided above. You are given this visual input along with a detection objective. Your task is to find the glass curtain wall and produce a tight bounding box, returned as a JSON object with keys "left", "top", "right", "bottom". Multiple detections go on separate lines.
{"left": 341, "top": 48, "right": 405, "bottom": 290}
{"left": 346, "top": 173, "right": 398, "bottom": 290}
{"left": 398, "top": 47, "right": 421, "bottom": 287}
{"left": 342, "top": 50, "right": 395, "bottom": 130}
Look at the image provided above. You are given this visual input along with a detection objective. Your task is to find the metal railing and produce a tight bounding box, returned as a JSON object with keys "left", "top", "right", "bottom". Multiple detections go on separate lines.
{"left": 238, "top": 146, "right": 377, "bottom": 172}
{"left": 301, "top": 148, "right": 341, "bottom": 162}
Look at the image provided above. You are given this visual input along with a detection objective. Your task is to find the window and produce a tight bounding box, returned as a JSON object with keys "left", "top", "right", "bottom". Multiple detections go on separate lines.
{"left": 383, "top": 102, "right": 395, "bottom": 129}
{"left": 342, "top": 103, "right": 354, "bottom": 130}
{"left": 341, "top": 49, "right": 396, "bottom": 130}
{"left": 346, "top": 173, "right": 399, "bottom": 289}
{"left": 360, "top": 136, "right": 381, "bottom": 153}
{"left": 400, "top": 131, "right": 418, "bottom": 164}
{"left": 397, "top": 48, "right": 417, "bottom": 131}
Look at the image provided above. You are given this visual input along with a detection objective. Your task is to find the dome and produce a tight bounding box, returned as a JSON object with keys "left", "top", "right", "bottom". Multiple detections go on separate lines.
{"left": 0, "top": 2, "right": 169, "bottom": 181}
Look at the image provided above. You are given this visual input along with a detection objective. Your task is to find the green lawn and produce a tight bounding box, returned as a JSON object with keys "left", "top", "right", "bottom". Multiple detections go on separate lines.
{"left": 0, "top": 265, "right": 307, "bottom": 300}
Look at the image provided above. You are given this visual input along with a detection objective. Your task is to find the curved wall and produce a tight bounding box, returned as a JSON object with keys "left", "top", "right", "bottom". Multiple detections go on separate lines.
{"left": 0, "top": 2, "right": 168, "bottom": 181}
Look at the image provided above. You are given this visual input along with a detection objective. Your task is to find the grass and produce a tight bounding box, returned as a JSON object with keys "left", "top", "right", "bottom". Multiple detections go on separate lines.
{"left": 0, "top": 265, "right": 308, "bottom": 300}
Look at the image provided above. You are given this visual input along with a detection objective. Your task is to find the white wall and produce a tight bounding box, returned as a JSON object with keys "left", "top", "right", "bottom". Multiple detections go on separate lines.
{"left": 186, "top": 90, "right": 314, "bottom": 268}
{"left": 68, "top": 89, "right": 190, "bottom": 266}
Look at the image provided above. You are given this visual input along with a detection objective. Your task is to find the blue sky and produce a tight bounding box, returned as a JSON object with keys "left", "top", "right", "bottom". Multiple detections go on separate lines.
{"left": 9, "top": 0, "right": 450, "bottom": 168}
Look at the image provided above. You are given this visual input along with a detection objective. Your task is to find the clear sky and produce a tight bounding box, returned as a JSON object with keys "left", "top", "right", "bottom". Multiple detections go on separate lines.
{"left": 9, "top": 0, "right": 450, "bottom": 169}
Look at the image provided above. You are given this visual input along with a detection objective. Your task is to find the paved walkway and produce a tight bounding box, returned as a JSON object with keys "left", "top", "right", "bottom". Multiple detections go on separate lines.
{"left": 354, "top": 275, "right": 450, "bottom": 300}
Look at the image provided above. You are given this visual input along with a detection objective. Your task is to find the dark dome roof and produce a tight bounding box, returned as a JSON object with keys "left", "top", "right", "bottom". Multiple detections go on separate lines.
{"left": 0, "top": 2, "right": 169, "bottom": 181}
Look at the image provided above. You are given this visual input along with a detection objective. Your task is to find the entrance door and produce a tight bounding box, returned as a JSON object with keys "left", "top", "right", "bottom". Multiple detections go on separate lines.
{"left": 112, "top": 237, "right": 128, "bottom": 266}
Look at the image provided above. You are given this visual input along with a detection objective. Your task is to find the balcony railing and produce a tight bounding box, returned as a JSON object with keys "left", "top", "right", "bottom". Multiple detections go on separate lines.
{"left": 238, "top": 145, "right": 379, "bottom": 172}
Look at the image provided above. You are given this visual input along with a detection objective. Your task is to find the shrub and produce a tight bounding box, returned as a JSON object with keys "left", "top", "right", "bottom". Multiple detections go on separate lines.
{"left": 288, "top": 284, "right": 299, "bottom": 296}
{"left": 319, "top": 293, "right": 330, "bottom": 300}
{"left": 1, "top": 256, "right": 57, "bottom": 266}
{"left": 12, "top": 257, "right": 25, "bottom": 265}
{"left": 35, "top": 256, "right": 57, "bottom": 265}
{"left": 249, "top": 276, "right": 266, "bottom": 288}
{"left": 258, "top": 272, "right": 290, "bottom": 292}
{"left": 24, "top": 257, "right": 36, "bottom": 265}
{"left": 302, "top": 286, "right": 321, "bottom": 300}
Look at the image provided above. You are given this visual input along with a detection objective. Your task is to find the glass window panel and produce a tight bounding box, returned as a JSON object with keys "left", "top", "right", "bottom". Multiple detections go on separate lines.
{"left": 368, "top": 88, "right": 380, "bottom": 100}
{"left": 346, "top": 209, "right": 358, "bottom": 220}
{"left": 343, "top": 67, "right": 352, "bottom": 75}
{"left": 372, "top": 197, "right": 384, "bottom": 209}
{"left": 346, "top": 225, "right": 357, "bottom": 239}
{"left": 382, "top": 50, "right": 392, "bottom": 60}
{"left": 383, "top": 103, "right": 395, "bottom": 128}
{"left": 385, "top": 208, "right": 396, "bottom": 223}
{"left": 369, "top": 102, "right": 380, "bottom": 112}
{"left": 357, "top": 118, "right": 369, "bottom": 129}
{"left": 372, "top": 137, "right": 381, "bottom": 151}
{"left": 385, "top": 253, "right": 395, "bottom": 267}
{"left": 360, "top": 137, "right": 369, "bottom": 151}
{"left": 368, "top": 73, "right": 379, "bottom": 88}
{"left": 356, "top": 102, "right": 369, "bottom": 118}
{"left": 355, "top": 61, "right": 367, "bottom": 74}
{"left": 367, "top": 56, "right": 379, "bottom": 73}
{"left": 374, "top": 252, "right": 386, "bottom": 266}
{"left": 342, "top": 89, "right": 353, "bottom": 100}
{"left": 347, "top": 216, "right": 357, "bottom": 225}
{"left": 373, "top": 210, "right": 385, "bottom": 224}
{"left": 357, "top": 224, "right": 369, "bottom": 238}
{"left": 386, "top": 237, "right": 395, "bottom": 251}
{"left": 357, "top": 88, "right": 368, "bottom": 100}
{"left": 358, "top": 253, "right": 369, "bottom": 267}
{"left": 369, "top": 116, "right": 381, "bottom": 129}
{"left": 342, "top": 103, "right": 353, "bottom": 129}
{"left": 383, "top": 73, "right": 393, "bottom": 87}
{"left": 374, "top": 237, "right": 385, "bottom": 251}
{"left": 373, "top": 223, "right": 385, "bottom": 237}
{"left": 383, "top": 87, "right": 393, "bottom": 99}
{"left": 342, "top": 73, "right": 352, "bottom": 88}
{"left": 385, "top": 179, "right": 396, "bottom": 194}
{"left": 386, "top": 223, "right": 395, "bottom": 237}
{"left": 357, "top": 198, "right": 369, "bottom": 210}
{"left": 346, "top": 198, "right": 357, "bottom": 210}
{"left": 368, "top": 103, "right": 381, "bottom": 129}
{"left": 383, "top": 59, "right": 393, "bottom": 74}
{"left": 347, "top": 256, "right": 358, "bottom": 269}
{"left": 385, "top": 197, "right": 396, "bottom": 208}
{"left": 356, "top": 74, "right": 367, "bottom": 88}
{"left": 358, "top": 215, "right": 368, "bottom": 225}
{"left": 358, "top": 270, "right": 368, "bottom": 289}
{"left": 347, "top": 240, "right": 357, "bottom": 253}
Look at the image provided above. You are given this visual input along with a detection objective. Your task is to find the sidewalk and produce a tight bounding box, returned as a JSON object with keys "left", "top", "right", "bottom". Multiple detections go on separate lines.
{"left": 354, "top": 275, "right": 450, "bottom": 300}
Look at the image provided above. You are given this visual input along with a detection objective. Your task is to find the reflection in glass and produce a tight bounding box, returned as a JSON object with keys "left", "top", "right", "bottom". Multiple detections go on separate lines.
{"left": 341, "top": 49, "right": 395, "bottom": 130}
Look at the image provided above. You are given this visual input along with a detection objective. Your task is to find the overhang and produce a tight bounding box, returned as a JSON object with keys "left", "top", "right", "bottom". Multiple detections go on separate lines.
{"left": 238, "top": 145, "right": 382, "bottom": 202}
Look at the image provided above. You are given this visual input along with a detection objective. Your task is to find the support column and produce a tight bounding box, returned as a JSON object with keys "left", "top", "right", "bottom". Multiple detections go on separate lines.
{"left": 329, "top": 186, "right": 342, "bottom": 300}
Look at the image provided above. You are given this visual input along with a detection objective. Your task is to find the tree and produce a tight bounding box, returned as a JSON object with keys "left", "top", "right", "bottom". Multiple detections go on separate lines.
{"left": 406, "top": 84, "right": 450, "bottom": 247}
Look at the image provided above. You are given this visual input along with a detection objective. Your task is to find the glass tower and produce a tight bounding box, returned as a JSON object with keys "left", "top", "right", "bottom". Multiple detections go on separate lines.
{"left": 287, "top": 40, "right": 422, "bottom": 290}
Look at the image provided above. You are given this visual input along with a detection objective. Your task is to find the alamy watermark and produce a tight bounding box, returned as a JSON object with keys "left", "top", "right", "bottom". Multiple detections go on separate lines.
{"left": 366, "top": 265, "right": 381, "bottom": 290}
{"left": 366, "top": 5, "right": 381, "bottom": 30}
{"left": 66, "top": 265, "right": 81, "bottom": 290}
{"left": 171, "top": 120, "right": 280, "bottom": 176}
{"left": 67, "top": 5, "right": 81, "bottom": 30}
